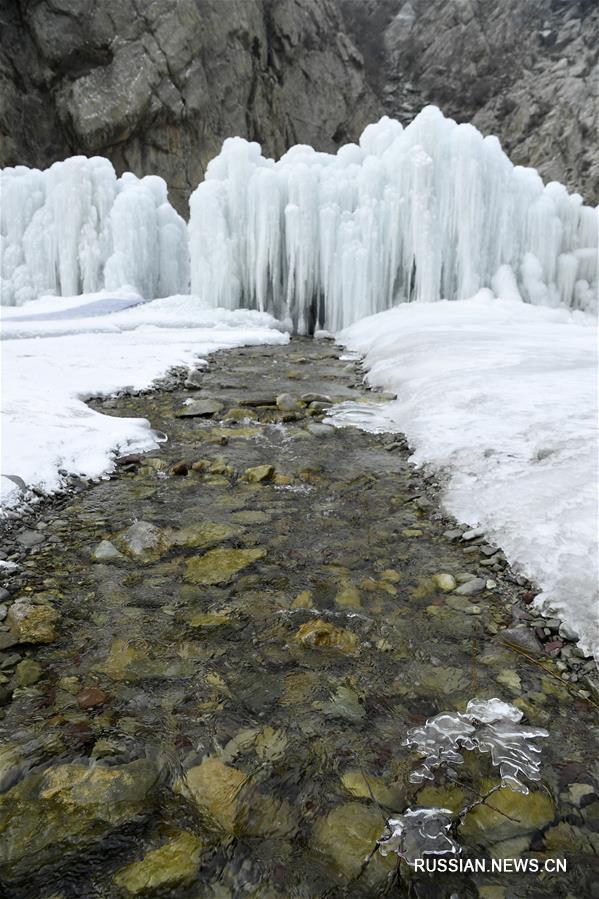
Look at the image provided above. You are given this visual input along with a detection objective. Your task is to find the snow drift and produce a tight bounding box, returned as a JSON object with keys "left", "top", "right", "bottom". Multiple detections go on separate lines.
{"left": 0, "top": 157, "right": 189, "bottom": 306}
{"left": 330, "top": 294, "right": 598, "bottom": 656}
{"left": 189, "top": 105, "right": 598, "bottom": 333}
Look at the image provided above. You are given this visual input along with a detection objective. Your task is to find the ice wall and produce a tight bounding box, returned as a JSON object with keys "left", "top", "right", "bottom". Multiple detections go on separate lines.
{"left": 189, "top": 106, "right": 598, "bottom": 333}
{"left": 0, "top": 157, "right": 189, "bottom": 306}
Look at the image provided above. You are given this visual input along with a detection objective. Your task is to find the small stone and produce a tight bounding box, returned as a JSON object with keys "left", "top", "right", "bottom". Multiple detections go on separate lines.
{"left": 176, "top": 399, "right": 224, "bottom": 418}
{"left": 335, "top": 585, "right": 362, "bottom": 609}
{"left": 91, "top": 540, "right": 125, "bottom": 563}
{"left": 185, "top": 547, "right": 266, "bottom": 586}
{"left": 443, "top": 529, "right": 463, "bottom": 541}
{"left": 0, "top": 590, "right": 9, "bottom": 604}
{"left": 497, "top": 669, "right": 522, "bottom": 691}
{"left": 77, "top": 687, "right": 109, "bottom": 710}
{"left": 16, "top": 530, "right": 45, "bottom": 548}
{"left": 175, "top": 757, "right": 247, "bottom": 834}
{"left": 446, "top": 596, "right": 482, "bottom": 615}
{"left": 7, "top": 600, "right": 59, "bottom": 644}
{"left": 454, "top": 577, "right": 486, "bottom": 596}
{"left": 291, "top": 591, "right": 312, "bottom": 609}
{"left": 114, "top": 831, "right": 204, "bottom": 895}
{"left": 294, "top": 619, "right": 359, "bottom": 654}
{"left": 558, "top": 622, "right": 580, "bottom": 641}
{"left": 485, "top": 579, "right": 497, "bottom": 589}
{"left": 170, "top": 461, "right": 189, "bottom": 476}
{"left": 243, "top": 464, "right": 275, "bottom": 483}
{"left": 500, "top": 626, "right": 544, "bottom": 656}
{"left": 189, "top": 611, "right": 231, "bottom": 630}
{"left": 115, "top": 521, "right": 170, "bottom": 563}
{"left": 402, "top": 528, "right": 423, "bottom": 537}
{"left": 276, "top": 393, "right": 301, "bottom": 412}
{"left": 341, "top": 771, "right": 404, "bottom": 808}
{"left": 432, "top": 573, "right": 457, "bottom": 592}
{"left": 462, "top": 528, "right": 484, "bottom": 541}
{"left": 307, "top": 423, "right": 335, "bottom": 436}
{"left": 13, "top": 658, "right": 42, "bottom": 686}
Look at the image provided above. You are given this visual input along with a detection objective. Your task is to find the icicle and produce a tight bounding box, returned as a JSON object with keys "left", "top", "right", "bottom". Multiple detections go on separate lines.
{"left": 188, "top": 106, "right": 598, "bottom": 331}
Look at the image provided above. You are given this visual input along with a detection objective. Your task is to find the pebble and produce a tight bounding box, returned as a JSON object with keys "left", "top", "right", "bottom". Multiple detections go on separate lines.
{"left": 77, "top": 686, "right": 109, "bottom": 710}
{"left": 16, "top": 530, "right": 45, "bottom": 548}
{"left": 307, "top": 423, "right": 335, "bottom": 437}
{"left": 92, "top": 540, "right": 125, "bottom": 563}
{"left": 454, "top": 577, "right": 486, "bottom": 596}
{"left": 461, "top": 527, "right": 485, "bottom": 541}
{"left": 276, "top": 393, "right": 301, "bottom": 412}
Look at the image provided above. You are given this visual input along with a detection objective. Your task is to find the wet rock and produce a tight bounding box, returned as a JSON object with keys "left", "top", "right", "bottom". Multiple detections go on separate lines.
{"left": 459, "top": 783, "right": 555, "bottom": 845}
{"left": 172, "top": 522, "right": 235, "bottom": 549}
{"left": 243, "top": 464, "right": 275, "bottom": 483}
{"left": 115, "top": 521, "right": 170, "bottom": 563}
{"left": 0, "top": 634, "right": 18, "bottom": 651}
{"left": 500, "top": 626, "right": 544, "bottom": 656}
{"left": 432, "top": 573, "right": 457, "bottom": 592}
{"left": 114, "top": 830, "right": 204, "bottom": 895}
{"left": 307, "top": 422, "right": 335, "bottom": 436}
{"left": 7, "top": 600, "right": 59, "bottom": 644}
{"left": 417, "top": 784, "right": 467, "bottom": 814}
{"left": 446, "top": 595, "right": 482, "bottom": 615}
{"left": 291, "top": 591, "right": 313, "bottom": 609}
{"left": 0, "top": 744, "right": 23, "bottom": 793}
{"left": 175, "top": 757, "right": 247, "bottom": 834}
{"left": 341, "top": 771, "right": 404, "bottom": 808}
{"left": 170, "top": 461, "right": 189, "bottom": 476}
{"left": 176, "top": 399, "right": 224, "bottom": 418}
{"left": 294, "top": 619, "right": 359, "bottom": 653}
{"left": 189, "top": 611, "right": 232, "bottom": 630}
{"left": 223, "top": 406, "right": 258, "bottom": 422}
{"left": 185, "top": 547, "right": 265, "bottom": 586}
{"left": 91, "top": 540, "right": 125, "bottom": 563}
{"left": 16, "top": 530, "right": 45, "bottom": 548}
{"left": 454, "top": 577, "right": 486, "bottom": 596}
{"left": 334, "top": 585, "right": 362, "bottom": 609}
{"left": 13, "top": 658, "right": 42, "bottom": 687}
{"left": 0, "top": 759, "right": 158, "bottom": 880}
{"left": 276, "top": 393, "right": 301, "bottom": 412}
{"left": 77, "top": 686, "right": 109, "bottom": 710}
{"left": 543, "top": 821, "right": 599, "bottom": 854}
{"left": 313, "top": 802, "right": 395, "bottom": 884}
{"left": 315, "top": 685, "right": 365, "bottom": 721}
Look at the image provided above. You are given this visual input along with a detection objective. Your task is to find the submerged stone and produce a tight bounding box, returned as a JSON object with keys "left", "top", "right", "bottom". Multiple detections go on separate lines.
{"left": 432, "top": 572, "right": 457, "bottom": 592}
{"left": 114, "top": 830, "right": 204, "bottom": 895}
{"left": 313, "top": 802, "right": 395, "bottom": 884}
{"left": 185, "top": 547, "right": 265, "bottom": 585}
{"left": 243, "top": 464, "right": 275, "bottom": 483}
{"left": 13, "top": 658, "right": 42, "bottom": 686}
{"left": 175, "top": 757, "right": 247, "bottom": 834}
{"left": 294, "top": 619, "right": 359, "bottom": 653}
{"left": 92, "top": 540, "right": 125, "bottom": 563}
{"left": 341, "top": 771, "right": 404, "bottom": 808}
{"left": 115, "top": 521, "right": 171, "bottom": 563}
{"left": 7, "top": 600, "right": 59, "bottom": 644}
{"left": 0, "top": 759, "right": 158, "bottom": 880}
{"left": 459, "top": 783, "right": 555, "bottom": 845}
{"left": 171, "top": 522, "right": 236, "bottom": 548}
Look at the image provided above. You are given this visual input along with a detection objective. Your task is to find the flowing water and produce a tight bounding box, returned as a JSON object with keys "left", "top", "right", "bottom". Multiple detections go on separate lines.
{"left": 0, "top": 338, "right": 597, "bottom": 898}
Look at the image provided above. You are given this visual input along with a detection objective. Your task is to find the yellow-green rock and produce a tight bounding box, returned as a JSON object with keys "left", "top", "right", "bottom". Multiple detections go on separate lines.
{"left": 13, "top": 658, "right": 43, "bottom": 686}
{"left": 172, "top": 522, "right": 235, "bottom": 548}
{"left": 294, "top": 619, "right": 359, "bottom": 653}
{"left": 0, "top": 760, "right": 157, "bottom": 880}
{"left": 189, "top": 611, "right": 231, "bottom": 630}
{"left": 7, "top": 601, "right": 59, "bottom": 644}
{"left": 313, "top": 802, "right": 395, "bottom": 884}
{"left": 291, "top": 590, "right": 312, "bottom": 609}
{"left": 460, "top": 782, "right": 555, "bottom": 845}
{"left": 432, "top": 573, "right": 457, "bottom": 592}
{"left": 185, "top": 547, "right": 265, "bottom": 585}
{"left": 114, "top": 831, "right": 203, "bottom": 895}
{"left": 417, "top": 784, "right": 466, "bottom": 814}
{"left": 335, "top": 585, "right": 362, "bottom": 609}
{"left": 341, "top": 771, "right": 404, "bottom": 809}
{"left": 243, "top": 464, "right": 275, "bottom": 483}
{"left": 175, "top": 757, "right": 247, "bottom": 834}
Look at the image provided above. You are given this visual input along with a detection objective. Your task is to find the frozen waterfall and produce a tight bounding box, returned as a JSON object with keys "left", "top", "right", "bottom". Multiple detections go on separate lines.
{"left": 0, "top": 157, "right": 189, "bottom": 306}
{"left": 189, "top": 106, "right": 598, "bottom": 333}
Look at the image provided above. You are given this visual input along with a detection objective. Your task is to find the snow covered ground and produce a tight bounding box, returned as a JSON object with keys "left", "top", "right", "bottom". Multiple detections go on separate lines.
{"left": 330, "top": 292, "right": 598, "bottom": 656}
{"left": 0, "top": 290, "right": 287, "bottom": 510}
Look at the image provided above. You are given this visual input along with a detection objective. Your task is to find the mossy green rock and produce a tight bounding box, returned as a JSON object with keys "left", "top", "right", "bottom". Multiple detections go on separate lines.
{"left": 243, "top": 464, "right": 275, "bottom": 483}
{"left": 185, "top": 547, "right": 265, "bottom": 585}
{"left": 313, "top": 802, "right": 395, "bottom": 885}
{"left": 13, "top": 658, "right": 42, "bottom": 686}
{"left": 114, "top": 830, "right": 204, "bottom": 895}
{"left": 459, "top": 783, "right": 555, "bottom": 845}
{"left": 0, "top": 760, "right": 158, "bottom": 880}
{"left": 175, "top": 757, "right": 247, "bottom": 834}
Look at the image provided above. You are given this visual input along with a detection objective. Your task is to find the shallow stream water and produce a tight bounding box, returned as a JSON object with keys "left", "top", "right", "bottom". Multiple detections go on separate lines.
{"left": 0, "top": 338, "right": 597, "bottom": 898}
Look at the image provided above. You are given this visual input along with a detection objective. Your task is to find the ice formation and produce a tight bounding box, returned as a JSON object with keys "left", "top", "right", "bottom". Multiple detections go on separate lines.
{"left": 378, "top": 808, "right": 460, "bottom": 865}
{"left": 404, "top": 698, "right": 549, "bottom": 794}
{"left": 189, "top": 105, "right": 598, "bottom": 333}
{"left": 0, "top": 157, "right": 189, "bottom": 305}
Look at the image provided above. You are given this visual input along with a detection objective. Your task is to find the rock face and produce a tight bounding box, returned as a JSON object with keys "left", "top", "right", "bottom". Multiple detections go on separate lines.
{"left": 0, "top": 1, "right": 595, "bottom": 209}
{"left": 0, "top": 0, "right": 372, "bottom": 215}
{"left": 340, "top": 0, "right": 599, "bottom": 202}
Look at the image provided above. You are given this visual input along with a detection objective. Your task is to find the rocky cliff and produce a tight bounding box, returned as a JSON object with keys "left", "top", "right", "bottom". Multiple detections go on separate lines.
{"left": 1, "top": 0, "right": 597, "bottom": 211}
{"left": 340, "top": 0, "right": 599, "bottom": 203}
{"left": 0, "top": 0, "right": 373, "bottom": 214}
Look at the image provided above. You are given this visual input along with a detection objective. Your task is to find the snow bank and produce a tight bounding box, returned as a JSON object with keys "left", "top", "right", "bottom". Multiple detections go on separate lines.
{"left": 0, "top": 158, "right": 189, "bottom": 306}
{"left": 332, "top": 293, "right": 598, "bottom": 656}
{"left": 0, "top": 291, "right": 287, "bottom": 508}
{"left": 189, "top": 106, "right": 598, "bottom": 333}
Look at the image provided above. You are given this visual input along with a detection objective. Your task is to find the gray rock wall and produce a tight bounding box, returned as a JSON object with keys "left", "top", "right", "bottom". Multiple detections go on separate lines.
{"left": 0, "top": 0, "right": 373, "bottom": 214}
{"left": 340, "top": 0, "right": 599, "bottom": 203}
{"left": 1, "top": 0, "right": 597, "bottom": 210}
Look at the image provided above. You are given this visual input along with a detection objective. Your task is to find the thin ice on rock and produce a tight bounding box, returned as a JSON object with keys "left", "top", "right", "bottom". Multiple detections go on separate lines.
{"left": 404, "top": 698, "right": 549, "bottom": 794}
